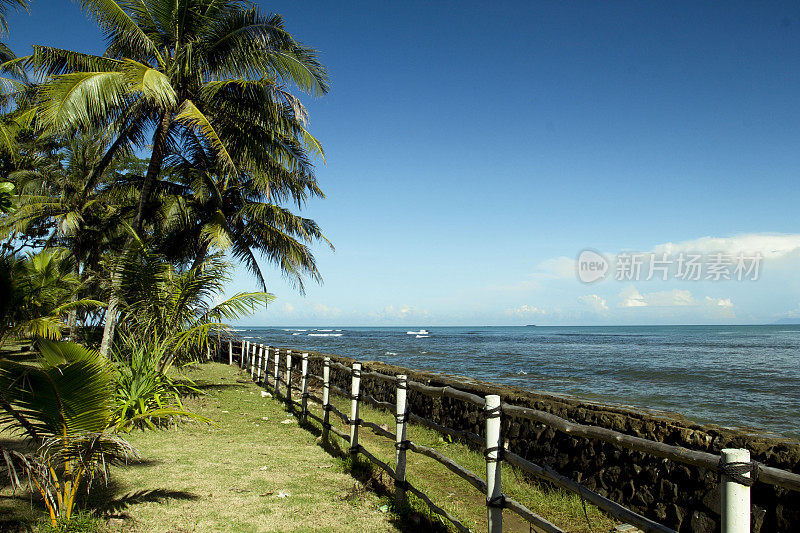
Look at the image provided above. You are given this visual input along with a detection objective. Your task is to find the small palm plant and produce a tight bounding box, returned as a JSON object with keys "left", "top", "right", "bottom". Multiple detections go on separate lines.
{"left": 111, "top": 333, "right": 211, "bottom": 431}
{"left": 116, "top": 239, "right": 273, "bottom": 366}
{"left": 0, "top": 340, "right": 135, "bottom": 526}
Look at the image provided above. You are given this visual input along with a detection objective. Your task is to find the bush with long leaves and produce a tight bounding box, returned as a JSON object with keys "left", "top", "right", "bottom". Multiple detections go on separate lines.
{"left": 111, "top": 333, "right": 211, "bottom": 431}
{"left": 0, "top": 340, "right": 136, "bottom": 526}
{"left": 116, "top": 237, "right": 273, "bottom": 365}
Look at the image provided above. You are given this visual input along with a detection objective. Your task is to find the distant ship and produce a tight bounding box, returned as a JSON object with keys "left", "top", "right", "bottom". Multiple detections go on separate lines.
{"left": 525, "top": 324, "right": 536, "bottom": 327}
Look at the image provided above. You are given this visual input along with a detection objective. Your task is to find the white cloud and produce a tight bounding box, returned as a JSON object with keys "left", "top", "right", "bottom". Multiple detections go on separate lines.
{"left": 579, "top": 294, "right": 609, "bottom": 313}
{"left": 618, "top": 287, "right": 648, "bottom": 307}
{"left": 652, "top": 233, "right": 800, "bottom": 260}
{"left": 538, "top": 256, "right": 576, "bottom": 279}
{"left": 311, "top": 303, "right": 342, "bottom": 318}
{"left": 616, "top": 288, "right": 735, "bottom": 319}
{"left": 705, "top": 296, "right": 733, "bottom": 308}
{"left": 505, "top": 304, "right": 547, "bottom": 316}
{"left": 373, "top": 305, "right": 430, "bottom": 321}
{"left": 282, "top": 303, "right": 295, "bottom": 314}
{"left": 618, "top": 287, "right": 696, "bottom": 307}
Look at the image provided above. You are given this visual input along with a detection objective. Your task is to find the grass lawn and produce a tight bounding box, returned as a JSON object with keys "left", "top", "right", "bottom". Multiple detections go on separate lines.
{"left": 1, "top": 361, "right": 399, "bottom": 532}
{"left": 0, "top": 359, "right": 619, "bottom": 532}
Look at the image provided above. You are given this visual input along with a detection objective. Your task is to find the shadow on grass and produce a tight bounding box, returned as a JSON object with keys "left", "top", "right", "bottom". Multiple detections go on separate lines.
{"left": 0, "top": 491, "right": 39, "bottom": 533}
{"left": 290, "top": 408, "right": 449, "bottom": 533}
{"left": 83, "top": 478, "right": 200, "bottom": 517}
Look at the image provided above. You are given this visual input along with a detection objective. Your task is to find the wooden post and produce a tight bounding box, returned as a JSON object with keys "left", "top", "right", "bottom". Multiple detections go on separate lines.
{"left": 250, "top": 343, "right": 257, "bottom": 379}
{"left": 260, "top": 344, "right": 267, "bottom": 382}
{"left": 252, "top": 344, "right": 259, "bottom": 380}
{"left": 300, "top": 353, "right": 309, "bottom": 423}
{"left": 228, "top": 340, "right": 233, "bottom": 365}
{"left": 394, "top": 374, "right": 409, "bottom": 504}
{"left": 322, "top": 356, "right": 331, "bottom": 442}
{"left": 273, "top": 347, "right": 281, "bottom": 394}
{"left": 349, "top": 362, "right": 362, "bottom": 459}
{"left": 721, "top": 448, "right": 751, "bottom": 533}
{"left": 285, "top": 350, "right": 293, "bottom": 406}
{"left": 262, "top": 346, "right": 270, "bottom": 386}
{"left": 240, "top": 340, "right": 245, "bottom": 368}
{"left": 485, "top": 394, "right": 502, "bottom": 533}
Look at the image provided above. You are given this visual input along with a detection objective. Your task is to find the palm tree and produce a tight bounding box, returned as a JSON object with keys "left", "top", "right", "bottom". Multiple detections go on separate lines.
{"left": 0, "top": 340, "right": 135, "bottom": 526}
{"left": 0, "top": 0, "right": 35, "bottom": 161}
{"left": 1, "top": 131, "right": 142, "bottom": 338}
{"left": 116, "top": 238, "right": 272, "bottom": 366}
{"left": 155, "top": 144, "right": 331, "bottom": 292}
{"left": 32, "top": 0, "right": 330, "bottom": 356}
{"left": 0, "top": 250, "right": 104, "bottom": 347}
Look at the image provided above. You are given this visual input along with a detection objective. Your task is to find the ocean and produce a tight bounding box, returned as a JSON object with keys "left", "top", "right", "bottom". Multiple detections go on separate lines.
{"left": 233, "top": 325, "right": 800, "bottom": 439}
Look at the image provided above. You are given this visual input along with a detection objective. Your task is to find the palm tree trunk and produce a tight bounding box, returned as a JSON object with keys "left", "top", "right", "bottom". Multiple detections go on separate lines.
{"left": 189, "top": 242, "right": 210, "bottom": 271}
{"left": 67, "top": 262, "right": 80, "bottom": 340}
{"left": 132, "top": 110, "right": 172, "bottom": 234}
{"left": 66, "top": 300, "right": 78, "bottom": 340}
{"left": 100, "top": 110, "right": 173, "bottom": 357}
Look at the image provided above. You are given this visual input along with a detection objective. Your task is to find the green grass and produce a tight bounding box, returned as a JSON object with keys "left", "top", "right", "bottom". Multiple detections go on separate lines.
{"left": 1, "top": 362, "right": 399, "bottom": 532}
{"left": 0, "top": 360, "right": 619, "bottom": 532}
{"left": 300, "top": 373, "right": 620, "bottom": 533}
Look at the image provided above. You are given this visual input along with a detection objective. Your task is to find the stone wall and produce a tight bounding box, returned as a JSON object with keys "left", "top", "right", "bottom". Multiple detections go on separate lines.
{"left": 279, "top": 348, "right": 799, "bottom": 532}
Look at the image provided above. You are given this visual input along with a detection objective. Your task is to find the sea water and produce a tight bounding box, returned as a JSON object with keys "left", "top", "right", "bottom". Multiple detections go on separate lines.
{"left": 235, "top": 325, "right": 800, "bottom": 439}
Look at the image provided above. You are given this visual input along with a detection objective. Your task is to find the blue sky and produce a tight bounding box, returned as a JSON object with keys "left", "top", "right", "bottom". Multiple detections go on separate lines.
{"left": 8, "top": 1, "right": 800, "bottom": 325}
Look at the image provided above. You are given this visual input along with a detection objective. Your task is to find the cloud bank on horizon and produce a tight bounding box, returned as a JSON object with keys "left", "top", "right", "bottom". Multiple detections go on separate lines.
{"left": 233, "top": 232, "right": 800, "bottom": 327}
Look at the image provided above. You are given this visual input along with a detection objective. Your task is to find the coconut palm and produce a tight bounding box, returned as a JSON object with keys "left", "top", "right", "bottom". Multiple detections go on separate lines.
{"left": 0, "top": 340, "right": 135, "bottom": 526}
{"left": 0, "top": 0, "right": 30, "bottom": 155}
{"left": 0, "top": 250, "right": 104, "bottom": 347}
{"left": 116, "top": 236, "right": 272, "bottom": 366}
{"left": 31, "top": 0, "right": 330, "bottom": 355}
{"left": 154, "top": 146, "right": 331, "bottom": 292}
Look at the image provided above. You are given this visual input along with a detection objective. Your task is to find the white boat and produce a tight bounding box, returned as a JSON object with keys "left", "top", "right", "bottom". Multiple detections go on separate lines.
{"left": 407, "top": 329, "right": 429, "bottom": 335}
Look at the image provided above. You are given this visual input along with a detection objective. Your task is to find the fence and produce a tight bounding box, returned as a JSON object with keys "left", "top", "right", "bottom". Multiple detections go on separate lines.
{"left": 218, "top": 339, "right": 800, "bottom": 533}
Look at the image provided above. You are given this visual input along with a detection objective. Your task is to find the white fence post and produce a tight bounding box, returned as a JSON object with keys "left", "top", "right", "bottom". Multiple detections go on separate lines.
{"left": 257, "top": 344, "right": 264, "bottom": 381}
{"left": 349, "top": 362, "right": 362, "bottom": 459}
{"left": 262, "top": 346, "right": 270, "bottom": 386}
{"left": 240, "top": 340, "right": 245, "bottom": 368}
{"left": 485, "top": 394, "right": 502, "bottom": 533}
{"left": 250, "top": 344, "right": 257, "bottom": 378}
{"left": 395, "top": 374, "right": 409, "bottom": 504}
{"left": 721, "top": 448, "right": 751, "bottom": 533}
{"left": 273, "top": 347, "right": 281, "bottom": 394}
{"left": 300, "top": 353, "right": 309, "bottom": 423}
{"left": 322, "top": 356, "right": 331, "bottom": 442}
{"left": 285, "top": 350, "right": 293, "bottom": 406}
{"left": 260, "top": 344, "right": 266, "bottom": 382}
{"left": 228, "top": 340, "right": 233, "bottom": 365}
